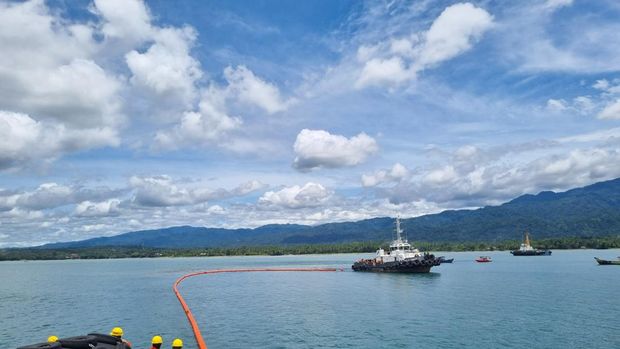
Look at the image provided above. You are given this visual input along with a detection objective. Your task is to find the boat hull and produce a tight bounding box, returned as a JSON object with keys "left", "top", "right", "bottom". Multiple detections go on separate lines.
{"left": 511, "top": 250, "right": 551, "bottom": 256}
{"left": 352, "top": 258, "right": 440, "bottom": 273}
{"left": 595, "top": 257, "right": 620, "bottom": 265}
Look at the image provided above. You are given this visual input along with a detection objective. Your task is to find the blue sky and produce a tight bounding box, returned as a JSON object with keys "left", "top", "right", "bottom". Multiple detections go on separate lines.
{"left": 1, "top": 0, "right": 620, "bottom": 246}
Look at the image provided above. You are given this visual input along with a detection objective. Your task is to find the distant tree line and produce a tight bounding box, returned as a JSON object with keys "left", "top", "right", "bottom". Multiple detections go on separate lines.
{"left": 0, "top": 236, "right": 618, "bottom": 261}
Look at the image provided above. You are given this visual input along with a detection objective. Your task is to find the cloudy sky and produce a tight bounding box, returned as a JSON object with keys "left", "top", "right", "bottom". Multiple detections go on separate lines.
{"left": 1, "top": 0, "right": 620, "bottom": 247}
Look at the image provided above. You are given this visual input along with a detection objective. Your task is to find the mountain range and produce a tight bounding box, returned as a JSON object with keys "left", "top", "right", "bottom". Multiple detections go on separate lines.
{"left": 43, "top": 178, "right": 620, "bottom": 249}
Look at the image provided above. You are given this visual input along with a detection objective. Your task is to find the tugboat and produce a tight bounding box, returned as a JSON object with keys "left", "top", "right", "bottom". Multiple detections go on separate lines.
{"left": 510, "top": 232, "right": 551, "bottom": 256}
{"left": 352, "top": 217, "right": 440, "bottom": 273}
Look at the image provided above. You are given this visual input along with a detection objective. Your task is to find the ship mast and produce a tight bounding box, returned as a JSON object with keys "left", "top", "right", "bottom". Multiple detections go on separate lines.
{"left": 524, "top": 231, "right": 531, "bottom": 247}
{"left": 395, "top": 216, "right": 404, "bottom": 242}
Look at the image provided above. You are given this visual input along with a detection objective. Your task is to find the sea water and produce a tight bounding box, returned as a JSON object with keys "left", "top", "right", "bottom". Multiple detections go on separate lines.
{"left": 1, "top": 250, "right": 618, "bottom": 348}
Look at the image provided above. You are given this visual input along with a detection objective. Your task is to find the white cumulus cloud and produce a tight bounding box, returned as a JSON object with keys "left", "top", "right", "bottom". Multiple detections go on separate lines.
{"left": 356, "top": 57, "right": 410, "bottom": 89}
{"left": 126, "top": 26, "right": 202, "bottom": 107}
{"left": 130, "top": 175, "right": 210, "bottom": 207}
{"left": 598, "top": 100, "right": 620, "bottom": 120}
{"left": 417, "top": 2, "right": 494, "bottom": 67}
{"left": 0, "top": 111, "right": 119, "bottom": 170}
{"left": 362, "top": 163, "right": 410, "bottom": 187}
{"left": 546, "top": 99, "right": 568, "bottom": 112}
{"left": 154, "top": 65, "right": 292, "bottom": 151}
{"left": 154, "top": 86, "right": 242, "bottom": 149}
{"left": 356, "top": 2, "right": 493, "bottom": 88}
{"left": 259, "top": 182, "right": 332, "bottom": 209}
{"left": 93, "top": 0, "right": 153, "bottom": 46}
{"left": 130, "top": 175, "right": 266, "bottom": 207}
{"left": 224, "top": 65, "right": 294, "bottom": 114}
{"left": 75, "top": 199, "right": 121, "bottom": 217}
{"left": 0, "top": 181, "right": 122, "bottom": 212}
{"left": 293, "top": 129, "right": 378, "bottom": 171}
{"left": 0, "top": 1, "right": 139, "bottom": 170}
{"left": 231, "top": 180, "right": 268, "bottom": 196}
{"left": 0, "top": 1, "right": 123, "bottom": 129}
{"left": 423, "top": 165, "right": 458, "bottom": 185}
{"left": 373, "top": 143, "right": 620, "bottom": 208}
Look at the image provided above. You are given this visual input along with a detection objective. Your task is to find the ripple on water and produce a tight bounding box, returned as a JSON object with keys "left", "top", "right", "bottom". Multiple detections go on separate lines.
{"left": 1, "top": 251, "right": 619, "bottom": 348}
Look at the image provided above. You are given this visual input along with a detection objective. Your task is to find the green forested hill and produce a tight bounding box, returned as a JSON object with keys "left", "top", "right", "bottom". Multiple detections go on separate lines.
{"left": 402, "top": 178, "right": 620, "bottom": 242}
{"left": 42, "top": 178, "right": 620, "bottom": 248}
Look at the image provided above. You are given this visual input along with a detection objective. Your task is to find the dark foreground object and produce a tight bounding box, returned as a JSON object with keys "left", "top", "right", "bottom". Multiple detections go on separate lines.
{"left": 352, "top": 254, "right": 441, "bottom": 273}
{"left": 511, "top": 250, "right": 552, "bottom": 256}
{"left": 594, "top": 257, "right": 620, "bottom": 265}
{"left": 18, "top": 334, "right": 130, "bottom": 349}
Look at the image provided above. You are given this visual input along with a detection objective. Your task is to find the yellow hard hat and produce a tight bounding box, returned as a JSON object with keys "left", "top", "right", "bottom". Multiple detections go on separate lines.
{"left": 47, "top": 336, "right": 59, "bottom": 343}
{"left": 110, "top": 327, "right": 123, "bottom": 337}
{"left": 172, "top": 338, "right": 183, "bottom": 348}
{"left": 152, "top": 335, "right": 163, "bottom": 345}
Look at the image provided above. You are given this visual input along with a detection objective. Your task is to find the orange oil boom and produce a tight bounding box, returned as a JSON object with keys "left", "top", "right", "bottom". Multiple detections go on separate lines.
{"left": 172, "top": 267, "right": 341, "bottom": 349}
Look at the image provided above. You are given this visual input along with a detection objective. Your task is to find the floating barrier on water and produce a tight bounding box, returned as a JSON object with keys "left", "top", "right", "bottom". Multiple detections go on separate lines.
{"left": 173, "top": 267, "right": 341, "bottom": 349}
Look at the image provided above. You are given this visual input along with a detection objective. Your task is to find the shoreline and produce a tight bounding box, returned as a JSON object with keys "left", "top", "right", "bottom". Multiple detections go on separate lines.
{"left": 1, "top": 237, "right": 619, "bottom": 261}
{"left": 1, "top": 248, "right": 619, "bottom": 263}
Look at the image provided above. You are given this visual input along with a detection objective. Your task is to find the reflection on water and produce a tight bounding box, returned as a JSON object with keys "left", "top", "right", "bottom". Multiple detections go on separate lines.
{"left": 368, "top": 271, "right": 441, "bottom": 288}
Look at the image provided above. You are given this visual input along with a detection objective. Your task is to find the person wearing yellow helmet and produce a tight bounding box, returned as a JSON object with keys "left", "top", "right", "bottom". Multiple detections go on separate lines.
{"left": 47, "top": 336, "right": 59, "bottom": 343}
{"left": 151, "top": 335, "right": 163, "bottom": 349}
{"left": 171, "top": 338, "right": 183, "bottom": 349}
{"left": 110, "top": 327, "right": 124, "bottom": 338}
{"left": 110, "top": 327, "right": 132, "bottom": 348}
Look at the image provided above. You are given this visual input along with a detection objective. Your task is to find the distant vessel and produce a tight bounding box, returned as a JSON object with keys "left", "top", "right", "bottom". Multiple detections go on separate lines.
{"left": 476, "top": 256, "right": 492, "bottom": 263}
{"left": 594, "top": 257, "right": 620, "bottom": 265}
{"left": 352, "top": 217, "right": 440, "bottom": 273}
{"left": 510, "top": 232, "right": 551, "bottom": 256}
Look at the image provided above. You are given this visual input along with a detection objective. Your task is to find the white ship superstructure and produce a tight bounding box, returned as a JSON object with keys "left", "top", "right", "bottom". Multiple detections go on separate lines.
{"left": 518, "top": 232, "right": 535, "bottom": 252}
{"left": 374, "top": 217, "right": 425, "bottom": 263}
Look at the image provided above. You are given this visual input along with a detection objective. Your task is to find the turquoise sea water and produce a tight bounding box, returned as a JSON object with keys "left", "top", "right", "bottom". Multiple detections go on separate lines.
{"left": 1, "top": 250, "right": 619, "bottom": 349}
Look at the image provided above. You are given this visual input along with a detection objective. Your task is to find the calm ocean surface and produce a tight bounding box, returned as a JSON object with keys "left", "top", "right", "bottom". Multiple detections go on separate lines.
{"left": 1, "top": 250, "right": 619, "bottom": 349}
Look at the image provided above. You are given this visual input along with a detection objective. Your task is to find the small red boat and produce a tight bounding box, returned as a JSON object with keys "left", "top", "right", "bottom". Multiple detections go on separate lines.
{"left": 476, "top": 256, "right": 492, "bottom": 263}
